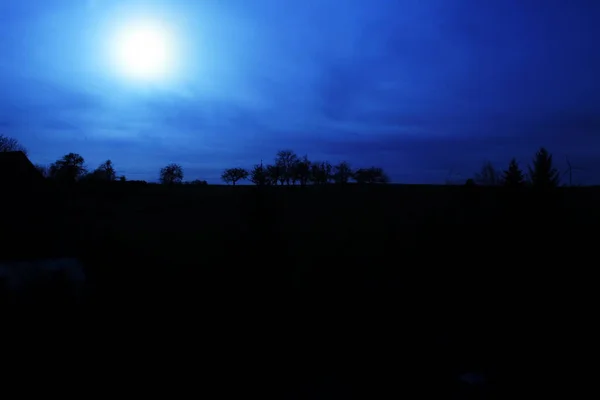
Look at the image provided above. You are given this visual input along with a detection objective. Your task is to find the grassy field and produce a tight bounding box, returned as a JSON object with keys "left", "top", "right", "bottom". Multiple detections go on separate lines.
{"left": 3, "top": 181, "right": 598, "bottom": 304}
{"left": 2, "top": 182, "right": 598, "bottom": 396}
{"left": 4, "top": 182, "right": 599, "bottom": 270}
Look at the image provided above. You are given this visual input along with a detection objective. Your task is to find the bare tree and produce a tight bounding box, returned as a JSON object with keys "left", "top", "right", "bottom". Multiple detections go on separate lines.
{"left": 93, "top": 160, "right": 117, "bottom": 181}
{"left": 474, "top": 161, "right": 502, "bottom": 186}
{"left": 275, "top": 149, "right": 299, "bottom": 185}
{"left": 353, "top": 167, "right": 389, "bottom": 184}
{"left": 333, "top": 161, "right": 353, "bottom": 184}
{"left": 159, "top": 163, "right": 184, "bottom": 185}
{"left": 221, "top": 168, "right": 248, "bottom": 186}
{"left": 49, "top": 153, "right": 87, "bottom": 183}
{"left": 0, "top": 135, "right": 28, "bottom": 156}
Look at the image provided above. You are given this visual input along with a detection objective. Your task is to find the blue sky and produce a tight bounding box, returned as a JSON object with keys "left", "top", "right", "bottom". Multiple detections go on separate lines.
{"left": 1, "top": 0, "right": 599, "bottom": 183}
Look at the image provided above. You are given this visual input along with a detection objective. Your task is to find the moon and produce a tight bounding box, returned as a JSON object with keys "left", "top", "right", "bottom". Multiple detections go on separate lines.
{"left": 110, "top": 20, "right": 176, "bottom": 81}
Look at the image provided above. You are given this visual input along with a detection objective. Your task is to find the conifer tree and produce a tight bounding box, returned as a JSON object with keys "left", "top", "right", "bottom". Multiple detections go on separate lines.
{"left": 503, "top": 158, "right": 525, "bottom": 188}
{"left": 528, "top": 147, "right": 560, "bottom": 188}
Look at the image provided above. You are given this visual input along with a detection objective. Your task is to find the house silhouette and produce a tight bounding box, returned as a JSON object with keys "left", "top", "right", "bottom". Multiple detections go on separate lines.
{"left": 0, "top": 151, "right": 44, "bottom": 187}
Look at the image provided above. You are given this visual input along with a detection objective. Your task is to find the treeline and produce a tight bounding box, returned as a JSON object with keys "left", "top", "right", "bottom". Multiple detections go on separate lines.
{"left": 469, "top": 147, "right": 561, "bottom": 189}
{"left": 159, "top": 151, "right": 388, "bottom": 186}
{"left": 0, "top": 134, "right": 567, "bottom": 188}
{"left": 34, "top": 149, "right": 389, "bottom": 186}
{"left": 1, "top": 135, "right": 390, "bottom": 186}
{"left": 220, "top": 150, "right": 389, "bottom": 186}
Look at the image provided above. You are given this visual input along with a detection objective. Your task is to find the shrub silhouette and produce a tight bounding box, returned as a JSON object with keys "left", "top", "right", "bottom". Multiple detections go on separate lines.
{"left": 354, "top": 167, "right": 389, "bottom": 184}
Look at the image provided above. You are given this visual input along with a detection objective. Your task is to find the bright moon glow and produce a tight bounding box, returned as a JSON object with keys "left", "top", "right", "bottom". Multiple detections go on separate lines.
{"left": 111, "top": 21, "right": 175, "bottom": 81}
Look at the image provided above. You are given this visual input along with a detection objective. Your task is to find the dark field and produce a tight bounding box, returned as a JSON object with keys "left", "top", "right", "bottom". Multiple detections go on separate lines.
{"left": 2, "top": 183, "right": 598, "bottom": 397}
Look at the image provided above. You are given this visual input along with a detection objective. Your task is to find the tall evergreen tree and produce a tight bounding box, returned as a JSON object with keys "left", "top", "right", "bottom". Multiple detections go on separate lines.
{"left": 528, "top": 147, "right": 560, "bottom": 188}
{"left": 503, "top": 158, "right": 525, "bottom": 188}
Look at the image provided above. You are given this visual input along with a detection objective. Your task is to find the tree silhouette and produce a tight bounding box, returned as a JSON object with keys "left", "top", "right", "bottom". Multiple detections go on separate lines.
{"left": 528, "top": 147, "right": 560, "bottom": 188}
{"left": 294, "top": 155, "right": 311, "bottom": 186}
{"left": 221, "top": 168, "right": 248, "bottom": 186}
{"left": 353, "top": 167, "right": 389, "bottom": 184}
{"left": 353, "top": 168, "right": 367, "bottom": 184}
{"left": 333, "top": 161, "right": 353, "bottom": 184}
{"left": 250, "top": 163, "right": 269, "bottom": 186}
{"left": 310, "top": 161, "right": 332, "bottom": 185}
{"left": 93, "top": 160, "right": 117, "bottom": 181}
{"left": 503, "top": 158, "right": 525, "bottom": 188}
{"left": 474, "top": 161, "right": 502, "bottom": 186}
{"left": 275, "top": 149, "right": 299, "bottom": 185}
{"left": 159, "top": 163, "right": 184, "bottom": 185}
{"left": 266, "top": 164, "right": 285, "bottom": 185}
{"left": 49, "top": 153, "right": 87, "bottom": 183}
{"left": 373, "top": 167, "right": 390, "bottom": 183}
{"left": 0, "top": 135, "right": 27, "bottom": 156}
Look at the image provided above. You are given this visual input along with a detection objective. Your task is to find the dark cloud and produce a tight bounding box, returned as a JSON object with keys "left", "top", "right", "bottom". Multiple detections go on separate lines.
{"left": 42, "top": 119, "right": 80, "bottom": 131}
{"left": 0, "top": 75, "right": 106, "bottom": 125}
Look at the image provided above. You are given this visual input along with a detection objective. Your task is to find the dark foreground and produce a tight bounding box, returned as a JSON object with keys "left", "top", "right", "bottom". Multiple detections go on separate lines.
{"left": 1, "top": 183, "right": 598, "bottom": 397}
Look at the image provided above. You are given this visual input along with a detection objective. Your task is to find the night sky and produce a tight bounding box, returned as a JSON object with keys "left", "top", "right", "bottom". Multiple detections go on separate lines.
{"left": 1, "top": 0, "right": 599, "bottom": 184}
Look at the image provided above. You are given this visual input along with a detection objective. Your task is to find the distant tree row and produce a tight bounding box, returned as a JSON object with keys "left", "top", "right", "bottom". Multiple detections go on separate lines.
{"left": 31, "top": 153, "right": 123, "bottom": 184}
{"left": 0, "top": 135, "right": 567, "bottom": 188}
{"left": 156, "top": 150, "right": 389, "bottom": 186}
{"left": 221, "top": 149, "right": 390, "bottom": 186}
{"left": 470, "top": 147, "right": 561, "bottom": 188}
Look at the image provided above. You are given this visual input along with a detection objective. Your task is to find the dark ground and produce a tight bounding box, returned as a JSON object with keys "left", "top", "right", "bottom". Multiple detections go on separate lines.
{"left": 1, "top": 182, "right": 598, "bottom": 397}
